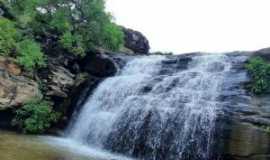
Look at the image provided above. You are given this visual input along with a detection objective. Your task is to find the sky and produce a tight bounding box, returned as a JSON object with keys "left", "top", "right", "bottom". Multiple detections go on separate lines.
{"left": 106, "top": 0, "right": 270, "bottom": 54}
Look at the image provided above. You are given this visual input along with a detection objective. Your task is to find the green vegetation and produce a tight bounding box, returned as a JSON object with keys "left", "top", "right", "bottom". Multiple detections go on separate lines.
{"left": 0, "top": 18, "right": 20, "bottom": 56}
{"left": 12, "top": 99, "right": 60, "bottom": 134}
{"left": 0, "top": 0, "right": 124, "bottom": 68}
{"left": 0, "top": 17, "right": 45, "bottom": 70}
{"left": 6, "top": 0, "right": 124, "bottom": 55}
{"left": 17, "top": 39, "right": 46, "bottom": 71}
{"left": 245, "top": 57, "right": 270, "bottom": 95}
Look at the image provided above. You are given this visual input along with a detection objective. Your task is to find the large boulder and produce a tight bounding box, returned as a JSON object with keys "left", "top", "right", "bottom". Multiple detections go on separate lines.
{"left": 80, "top": 52, "right": 117, "bottom": 77}
{"left": 0, "top": 57, "right": 40, "bottom": 110}
{"left": 122, "top": 27, "right": 150, "bottom": 54}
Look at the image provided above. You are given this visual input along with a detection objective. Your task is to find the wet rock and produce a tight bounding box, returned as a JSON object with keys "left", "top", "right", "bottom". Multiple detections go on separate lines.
{"left": 122, "top": 27, "right": 150, "bottom": 54}
{"left": 80, "top": 52, "right": 117, "bottom": 77}
{"left": 159, "top": 55, "right": 193, "bottom": 75}
{"left": 207, "top": 62, "right": 225, "bottom": 72}
{"left": 221, "top": 121, "right": 270, "bottom": 160}
{"left": 57, "top": 74, "right": 102, "bottom": 129}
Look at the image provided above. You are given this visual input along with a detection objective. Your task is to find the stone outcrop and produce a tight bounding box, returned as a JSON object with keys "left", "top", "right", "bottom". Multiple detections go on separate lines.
{"left": 253, "top": 47, "right": 270, "bottom": 61}
{"left": 122, "top": 27, "right": 150, "bottom": 54}
{"left": 220, "top": 95, "right": 270, "bottom": 160}
{"left": 35, "top": 51, "right": 119, "bottom": 130}
{"left": 0, "top": 57, "right": 40, "bottom": 110}
{"left": 80, "top": 52, "right": 117, "bottom": 77}
{"left": 44, "top": 66, "right": 75, "bottom": 98}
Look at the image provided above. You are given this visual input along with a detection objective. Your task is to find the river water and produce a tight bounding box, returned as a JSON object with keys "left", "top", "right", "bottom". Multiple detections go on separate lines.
{"left": 0, "top": 130, "right": 133, "bottom": 160}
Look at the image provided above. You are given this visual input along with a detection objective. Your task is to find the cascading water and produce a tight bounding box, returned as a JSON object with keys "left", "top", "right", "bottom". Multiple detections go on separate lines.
{"left": 67, "top": 54, "right": 243, "bottom": 160}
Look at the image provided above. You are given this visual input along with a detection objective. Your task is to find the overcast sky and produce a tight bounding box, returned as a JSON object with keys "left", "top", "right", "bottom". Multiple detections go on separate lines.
{"left": 106, "top": 0, "right": 270, "bottom": 54}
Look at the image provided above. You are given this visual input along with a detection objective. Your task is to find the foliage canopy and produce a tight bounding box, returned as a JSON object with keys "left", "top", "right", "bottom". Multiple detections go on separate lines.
{"left": 0, "top": 0, "right": 124, "bottom": 70}
{"left": 7, "top": 0, "right": 124, "bottom": 56}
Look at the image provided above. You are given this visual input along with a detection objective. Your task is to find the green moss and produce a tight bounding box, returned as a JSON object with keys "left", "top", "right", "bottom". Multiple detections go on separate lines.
{"left": 245, "top": 57, "right": 270, "bottom": 95}
{"left": 12, "top": 98, "right": 60, "bottom": 134}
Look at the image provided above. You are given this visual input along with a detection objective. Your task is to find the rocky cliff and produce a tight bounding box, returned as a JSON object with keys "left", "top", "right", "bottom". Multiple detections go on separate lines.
{"left": 0, "top": 24, "right": 150, "bottom": 131}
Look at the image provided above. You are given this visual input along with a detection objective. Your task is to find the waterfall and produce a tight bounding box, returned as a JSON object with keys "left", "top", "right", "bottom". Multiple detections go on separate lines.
{"left": 67, "top": 54, "right": 240, "bottom": 160}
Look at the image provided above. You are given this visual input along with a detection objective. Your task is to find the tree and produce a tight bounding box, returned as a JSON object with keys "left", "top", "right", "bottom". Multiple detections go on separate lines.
{"left": 7, "top": 0, "right": 124, "bottom": 56}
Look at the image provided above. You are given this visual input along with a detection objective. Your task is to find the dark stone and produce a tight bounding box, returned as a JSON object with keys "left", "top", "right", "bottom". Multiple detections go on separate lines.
{"left": 159, "top": 55, "right": 193, "bottom": 75}
{"left": 56, "top": 75, "right": 102, "bottom": 129}
{"left": 80, "top": 52, "right": 117, "bottom": 77}
{"left": 253, "top": 47, "right": 270, "bottom": 61}
{"left": 0, "top": 108, "right": 14, "bottom": 130}
{"left": 122, "top": 27, "right": 150, "bottom": 54}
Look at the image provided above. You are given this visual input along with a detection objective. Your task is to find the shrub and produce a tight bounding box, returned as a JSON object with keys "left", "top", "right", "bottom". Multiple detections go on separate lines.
{"left": 0, "top": 17, "right": 46, "bottom": 71}
{"left": 12, "top": 99, "right": 60, "bottom": 134}
{"left": 0, "top": 18, "right": 20, "bottom": 56}
{"left": 49, "top": 8, "right": 71, "bottom": 32}
{"left": 60, "top": 31, "right": 86, "bottom": 57}
{"left": 17, "top": 39, "right": 46, "bottom": 71}
{"left": 102, "top": 22, "right": 124, "bottom": 51}
{"left": 245, "top": 57, "right": 270, "bottom": 94}
{"left": 7, "top": 0, "right": 42, "bottom": 27}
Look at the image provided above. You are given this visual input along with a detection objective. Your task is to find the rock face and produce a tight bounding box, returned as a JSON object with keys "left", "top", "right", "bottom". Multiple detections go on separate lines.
{"left": 36, "top": 52, "right": 119, "bottom": 130}
{"left": 0, "top": 57, "right": 40, "bottom": 110}
{"left": 0, "top": 48, "right": 121, "bottom": 130}
{"left": 80, "top": 52, "right": 117, "bottom": 77}
{"left": 219, "top": 95, "right": 270, "bottom": 160}
{"left": 253, "top": 47, "right": 270, "bottom": 61}
{"left": 38, "top": 52, "right": 80, "bottom": 101}
{"left": 122, "top": 27, "right": 150, "bottom": 54}
{"left": 45, "top": 66, "right": 75, "bottom": 98}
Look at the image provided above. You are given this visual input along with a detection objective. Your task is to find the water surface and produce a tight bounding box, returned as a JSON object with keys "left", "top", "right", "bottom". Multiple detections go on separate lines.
{"left": 0, "top": 130, "right": 132, "bottom": 160}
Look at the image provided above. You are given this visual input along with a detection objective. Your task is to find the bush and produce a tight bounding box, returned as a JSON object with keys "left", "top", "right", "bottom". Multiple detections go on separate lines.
{"left": 0, "top": 18, "right": 20, "bottom": 56}
{"left": 245, "top": 57, "right": 270, "bottom": 94}
{"left": 12, "top": 99, "right": 60, "bottom": 134}
{"left": 102, "top": 22, "right": 124, "bottom": 51}
{"left": 0, "top": 17, "right": 46, "bottom": 71}
{"left": 60, "top": 31, "right": 86, "bottom": 57}
{"left": 17, "top": 39, "right": 46, "bottom": 71}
